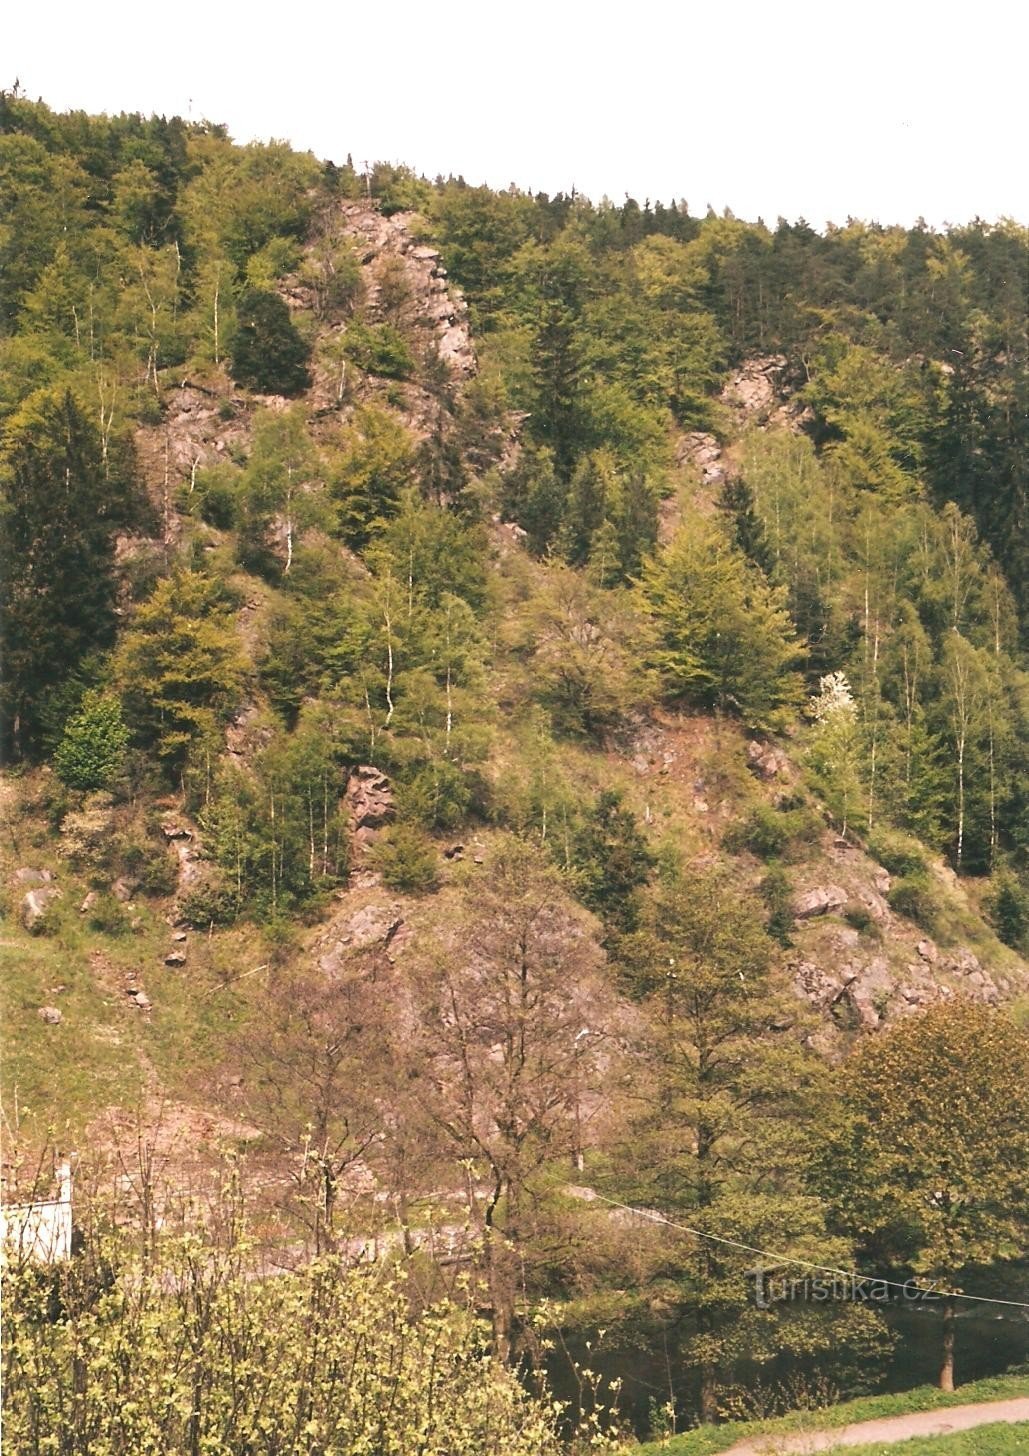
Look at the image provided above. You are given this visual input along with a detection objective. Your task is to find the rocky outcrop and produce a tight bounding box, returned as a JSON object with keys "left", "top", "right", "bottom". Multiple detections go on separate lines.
{"left": 313, "top": 898, "right": 409, "bottom": 978}
{"left": 792, "top": 885, "right": 848, "bottom": 920}
{"left": 344, "top": 765, "right": 395, "bottom": 861}
{"left": 21, "top": 885, "right": 61, "bottom": 933}
{"left": 335, "top": 204, "right": 476, "bottom": 378}
{"left": 746, "top": 739, "right": 791, "bottom": 781}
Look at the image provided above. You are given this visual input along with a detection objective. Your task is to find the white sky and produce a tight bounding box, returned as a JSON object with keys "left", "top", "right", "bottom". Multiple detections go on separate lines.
{"left": 7, "top": 0, "right": 1027, "bottom": 229}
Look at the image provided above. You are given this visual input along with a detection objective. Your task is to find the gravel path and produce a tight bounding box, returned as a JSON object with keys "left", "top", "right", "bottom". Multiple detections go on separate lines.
{"left": 718, "top": 1397, "right": 1029, "bottom": 1454}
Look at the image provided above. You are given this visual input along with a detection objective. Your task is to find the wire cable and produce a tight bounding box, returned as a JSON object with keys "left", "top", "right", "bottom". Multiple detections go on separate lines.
{"left": 587, "top": 1191, "right": 1029, "bottom": 1311}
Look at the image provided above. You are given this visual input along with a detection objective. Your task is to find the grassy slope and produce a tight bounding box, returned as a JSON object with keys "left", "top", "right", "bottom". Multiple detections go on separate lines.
{"left": 839, "top": 1423, "right": 1029, "bottom": 1456}
{"left": 629, "top": 1374, "right": 1029, "bottom": 1455}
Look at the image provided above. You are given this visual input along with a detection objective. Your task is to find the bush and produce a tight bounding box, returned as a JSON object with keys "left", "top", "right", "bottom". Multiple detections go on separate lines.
{"left": 180, "top": 874, "right": 239, "bottom": 929}
{"left": 372, "top": 823, "right": 439, "bottom": 894}
{"left": 844, "top": 904, "right": 877, "bottom": 936}
{"left": 990, "top": 875, "right": 1029, "bottom": 953}
{"left": 343, "top": 321, "right": 414, "bottom": 380}
{"left": 868, "top": 830, "right": 927, "bottom": 879}
{"left": 761, "top": 864, "right": 794, "bottom": 945}
{"left": 53, "top": 692, "right": 129, "bottom": 792}
{"left": 888, "top": 873, "right": 940, "bottom": 932}
{"left": 725, "top": 802, "right": 817, "bottom": 862}
{"left": 87, "top": 892, "right": 133, "bottom": 937}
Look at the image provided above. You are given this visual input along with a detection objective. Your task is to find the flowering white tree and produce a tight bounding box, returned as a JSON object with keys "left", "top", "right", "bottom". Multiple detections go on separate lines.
{"left": 807, "top": 672, "right": 863, "bottom": 835}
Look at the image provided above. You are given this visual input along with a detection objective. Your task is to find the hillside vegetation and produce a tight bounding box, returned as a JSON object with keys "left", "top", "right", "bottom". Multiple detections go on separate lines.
{"left": 1, "top": 93, "right": 1027, "bottom": 1442}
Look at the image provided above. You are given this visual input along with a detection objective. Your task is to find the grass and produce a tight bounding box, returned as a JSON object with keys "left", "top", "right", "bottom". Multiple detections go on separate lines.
{"left": 629, "top": 1373, "right": 1029, "bottom": 1454}
{"left": 840, "top": 1424, "right": 1029, "bottom": 1455}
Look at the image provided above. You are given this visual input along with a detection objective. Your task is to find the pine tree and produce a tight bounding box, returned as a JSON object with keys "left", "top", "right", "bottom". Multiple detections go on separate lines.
{"left": 0, "top": 388, "right": 141, "bottom": 756}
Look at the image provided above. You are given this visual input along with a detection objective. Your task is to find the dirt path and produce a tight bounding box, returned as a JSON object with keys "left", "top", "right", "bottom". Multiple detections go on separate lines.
{"left": 718, "top": 1397, "right": 1029, "bottom": 1454}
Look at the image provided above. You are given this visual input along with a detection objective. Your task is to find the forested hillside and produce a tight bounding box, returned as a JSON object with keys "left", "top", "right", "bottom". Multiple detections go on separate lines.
{"left": 1, "top": 93, "right": 1027, "bottom": 1444}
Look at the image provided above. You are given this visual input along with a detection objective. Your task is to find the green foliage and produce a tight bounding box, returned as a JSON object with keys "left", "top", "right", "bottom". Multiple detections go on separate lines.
{"left": 990, "top": 874, "right": 1029, "bottom": 953}
{"left": 724, "top": 801, "right": 817, "bottom": 862}
{"left": 85, "top": 891, "right": 134, "bottom": 937}
{"left": 819, "top": 1002, "right": 1029, "bottom": 1385}
{"left": 328, "top": 405, "right": 416, "bottom": 548}
{"left": 886, "top": 873, "right": 941, "bottom": 932}
{"left": 371, "top": 822, "right": 439, "bottom": 893}
{"left": 2, "top": 1236, "right": 573, "bottom": 1456}
{"left": 343, "top": 319, "right": 415, "bottom": 379}
{"left": 867, "top": 830, "right": 928, "bottom": 880}
{"left": 230, "top": 288, "right": 311, "bottom": 395}
{"left": 570, "top": 789, "right": 655, "bottom": 933}
{"left": 640, "top": 518, "right": 803, "bottom": 728}
{"left": 116, "top": 572, "right": 246, "bottom": 773}
{"left": 53, "top": 691, "right": 129, "bottom": 791}
{"left": 0, "top": 389, "right": 142, "bottom": 756}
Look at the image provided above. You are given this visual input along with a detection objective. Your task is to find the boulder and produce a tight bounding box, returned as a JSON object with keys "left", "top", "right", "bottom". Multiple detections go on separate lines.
{"left": 164, "top": 950, "right": 187, "bottom": 967}
{"left": 13, "top": 867, "right": 53, "bottom": 886}
{"left": 792, "top": 885, "right": 848, "bottom": 920}
{"left": 21, "top": 886, "right": 61, "bottom": 933}
{"left": 317, "top": 903, "right": 404, "bottom": 974}
{"left": 37, "top": 1006, "right": 62, "bottom": 1025}
{"left": 916, "top": 939, "right": 938, "bottom": 964}
{"left": 79, "top": 891, "right": 99, "bottom": 914}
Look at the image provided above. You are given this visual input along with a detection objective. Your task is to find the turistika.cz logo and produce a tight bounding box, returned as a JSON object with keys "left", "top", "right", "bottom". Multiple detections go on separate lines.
{"left": 750, "top": 1268, "right": 942, "bottom": 1309}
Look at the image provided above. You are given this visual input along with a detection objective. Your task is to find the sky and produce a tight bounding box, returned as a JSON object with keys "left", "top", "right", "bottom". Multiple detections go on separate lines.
{"left": 6, "top": 0, "right": 1027, "bottom": 229}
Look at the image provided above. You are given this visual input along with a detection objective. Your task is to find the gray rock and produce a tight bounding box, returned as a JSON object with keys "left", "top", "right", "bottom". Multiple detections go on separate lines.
{"left": 345, "top": 766, "right": 395, "bottom": 832}
{"left": 792, "top": 885, "right": 848, "bottom": 919}
{"left": 21, "top": 886, "right": 61, "bottom": 933}
{"left": 79, "top": 891, "right": 99, "bottom": 914}
{"left": 37, "top": 1006, "right": 62, "bottom": 1025}
{"left": 746, "top": 739, "right": 790, "bottom": 780}
{"left": 165, "top": 950, "right": 187, "bottom": 967}
{"left": 916, "top": 939, "right": 938, "bottom": 964}
{"left": 14, "top": 867, "right": 53, "bottom": 886}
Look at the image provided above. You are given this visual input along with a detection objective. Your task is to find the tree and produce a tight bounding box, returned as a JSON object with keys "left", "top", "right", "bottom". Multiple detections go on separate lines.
{"left": 230, "top": 287, "right": 311, "bottom": 396}
{"left": 820, "top": 1001, "right": 1029, "bottom": 1391}
{"left": 407, "top": 838, "right": 613, "bottom": 1359}
{"left": 328, "top": 405, "right": 415, "bottom": 549}
{"left": 620, "top": 873, "right": 886, "bottom": 1421}
{"left": 640, "top": 519, "right": 803, "bottom": 728}
{"left": 0, "top": 388, "right": 141, "bottom": 757}
{"left": 236, "top": 405, "right": 325, "bottom": 576}
{"left": 116, "top": 572, "right": 246, "bottom": 774}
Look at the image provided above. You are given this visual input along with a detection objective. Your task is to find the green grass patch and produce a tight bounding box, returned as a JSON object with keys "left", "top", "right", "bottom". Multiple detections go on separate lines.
{"left": 840, "top": 1423, "right": 1029, "bottom": 1455}
{"left": 629, "top": 1373, "right": 1029, "bottom": 1455}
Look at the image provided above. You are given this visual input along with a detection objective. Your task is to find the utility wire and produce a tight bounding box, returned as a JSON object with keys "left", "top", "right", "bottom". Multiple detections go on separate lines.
{"left": 588, "top": 1191, "right": 1029, "bottom": 1311}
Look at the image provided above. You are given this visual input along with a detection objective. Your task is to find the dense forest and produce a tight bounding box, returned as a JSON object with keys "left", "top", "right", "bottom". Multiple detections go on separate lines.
{"left": 1, "top": 92, "right": 1027, "bottom": 1451}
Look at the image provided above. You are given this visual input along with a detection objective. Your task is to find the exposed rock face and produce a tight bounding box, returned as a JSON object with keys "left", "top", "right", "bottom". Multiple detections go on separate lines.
{"left": 315, "top": 900, "right": 407, "bottom": 976}
{"left": 160, "top": 814, "right": 204, "bottom": 900}
{"left": 344, "top": 766, "right": 395, "bottom": 860}
{"left": 335, "top": 204, "right": 476, "bottom": 378}
{"left": 792, "top": 885, "right": 848, "bottom": 920}
{"left": 721, "top": 355, "right": 788, "bottom": 420}
{"left": 21, "top": 886, "right": 61, "bottom": 933}
{"left": 746, "top": 739, "right": 791, "bottom": 781}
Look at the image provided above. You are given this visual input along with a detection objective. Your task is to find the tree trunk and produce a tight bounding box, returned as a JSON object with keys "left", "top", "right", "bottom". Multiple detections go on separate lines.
{"left": 939, "top": 1295, "right": 956, "bottom": 1391}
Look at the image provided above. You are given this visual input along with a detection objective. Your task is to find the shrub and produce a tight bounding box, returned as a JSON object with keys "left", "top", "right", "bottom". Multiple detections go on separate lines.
{"left": 87, "top": 892, "right": 133, "bottom": 937}
{"left": 761, "top": 864, "right": 794, "bottom": 945}
{"left": 53, "top": 692, "right": 129, "bottom": 792}
{"left": 888, "top": 873, "right": 940, "bottom": 932}
{"left": 868, "top": 830, "right": 927, "bottom": 879}
{"left": 725, "top": 802, "right": 818, "bottom": 862}
{"left": 179, "top": 874, "right": 238, "bottom": 929}
{"left": 372, "top": 823, "right": 439, "bottom": 894}
{"left": 343, "top": 321, "right": 414, "bottom": 380}
{"left": 844, "top": 904, "right": 876, "bottom": 936}
{"left": 990, "top": 875, "right": 1029, "bottom": 953}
